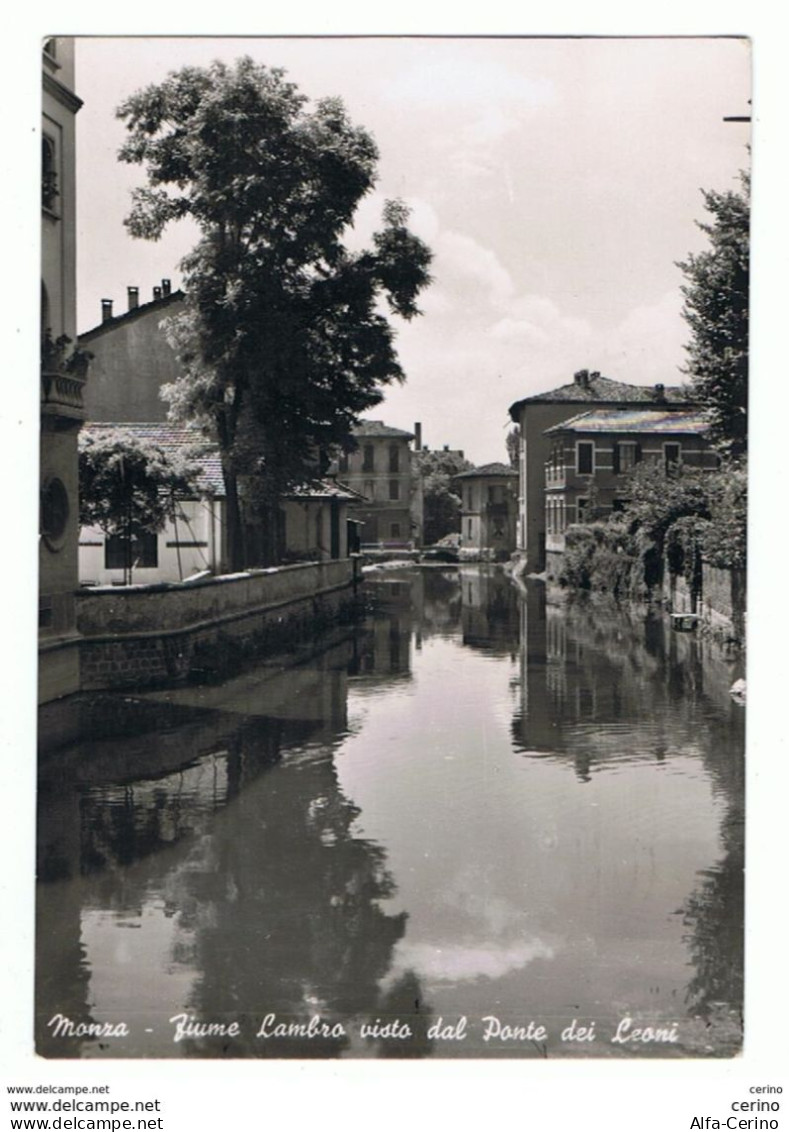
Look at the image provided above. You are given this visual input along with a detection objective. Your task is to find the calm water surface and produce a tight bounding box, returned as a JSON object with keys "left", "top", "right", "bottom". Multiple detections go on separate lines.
{"left": 37, "top": 569, "right": 744, "bottom": 1058}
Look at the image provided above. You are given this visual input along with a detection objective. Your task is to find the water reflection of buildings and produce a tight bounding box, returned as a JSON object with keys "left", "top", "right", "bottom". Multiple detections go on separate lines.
{"left": 37, "top": 635, "right": 432, "bottom": 1058}
{"left": 514, "top": 583, "right": 743, "bottom": 776}
{"left": 512, "top": 581, "right": 744, "bottom": 1027}
{"left": 459, "top": 566, "right": 519, "bottom": 656}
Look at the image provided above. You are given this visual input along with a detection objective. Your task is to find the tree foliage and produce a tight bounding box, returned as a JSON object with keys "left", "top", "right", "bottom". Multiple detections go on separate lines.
{"left": 79, "top": 430, "right": 202, "bottom": 561}
{"left": 678, "top": 173, "right": 749, "bottom": 456}
{"left": 559, "top": 460, "right": 746, "bottom": 601}
{"left": 414, "top": 448, "right": 472, "bottom": 545}
{"left": 117, "top": 58, "right": 432, "bottom": 566}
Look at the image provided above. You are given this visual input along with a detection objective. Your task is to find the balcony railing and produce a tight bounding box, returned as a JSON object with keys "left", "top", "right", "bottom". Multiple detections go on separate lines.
{"left": 545, "top": 462, "right": 565, "bottom": 487}
{"left": 41, "top": 370, "right": 86, "bottom": 420}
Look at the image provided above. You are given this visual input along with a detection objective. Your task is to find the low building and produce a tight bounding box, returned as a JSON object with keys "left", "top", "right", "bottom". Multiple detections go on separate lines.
{"left": 79, "top": 424, "right": 359, "bottom": 586}
{"left": 542, "top": 407, "right": 716, "bottom": 575}
{"left": 336, "top": 420, "right": 418, "bottom": 549}
{"left": 455, "top": 463, "right": 518, "bottom": 560}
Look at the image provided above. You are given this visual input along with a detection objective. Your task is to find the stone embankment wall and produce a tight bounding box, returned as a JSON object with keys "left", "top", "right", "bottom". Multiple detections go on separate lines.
{"left": 666, "top": 561, "right": 746, "bottom": 642}
{"left": 77, "top": 558, "right": 362, "bottom": 690}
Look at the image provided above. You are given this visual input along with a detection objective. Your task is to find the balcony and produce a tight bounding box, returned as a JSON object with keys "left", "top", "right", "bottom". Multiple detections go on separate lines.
{"left": 40, "top": 333, "right": 90, "bottom": 422}
{"left": 41, "top": 369, "right": 86, "bottom": 420}
{"left": 545, "top": 462, "right": 565, "bottom": 488}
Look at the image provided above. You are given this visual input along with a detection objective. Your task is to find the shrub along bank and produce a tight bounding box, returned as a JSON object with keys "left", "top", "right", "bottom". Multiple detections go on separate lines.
{"left": 556, "top": 461, "right": 746, "bottom": 638}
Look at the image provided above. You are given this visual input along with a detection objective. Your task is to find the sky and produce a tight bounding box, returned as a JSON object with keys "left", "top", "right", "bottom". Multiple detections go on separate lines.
{"left": 73, "top": 36, "right": 750, "bottom": 465}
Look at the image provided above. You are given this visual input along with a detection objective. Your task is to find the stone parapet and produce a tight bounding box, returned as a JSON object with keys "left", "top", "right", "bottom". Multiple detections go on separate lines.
{"left": 77, "top": 558, "right": 362, "bottom": 690}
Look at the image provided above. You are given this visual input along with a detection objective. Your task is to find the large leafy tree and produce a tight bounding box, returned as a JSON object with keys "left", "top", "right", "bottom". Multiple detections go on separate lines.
{"left": 117, "top": 58, "right": 432, "bottom": 567}
{"left": 678, "top": 173, "right": 749, "bottom": 456}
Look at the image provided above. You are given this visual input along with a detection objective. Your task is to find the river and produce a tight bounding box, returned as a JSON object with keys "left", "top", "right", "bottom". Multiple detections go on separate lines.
{"left": 36, "top": 567, "right": 745, "bottom": 1059}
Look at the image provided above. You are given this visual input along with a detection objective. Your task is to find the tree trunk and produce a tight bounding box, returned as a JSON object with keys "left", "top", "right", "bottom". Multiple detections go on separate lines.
{"left": 223, "top": 464, "right": 246, "bottom": 571}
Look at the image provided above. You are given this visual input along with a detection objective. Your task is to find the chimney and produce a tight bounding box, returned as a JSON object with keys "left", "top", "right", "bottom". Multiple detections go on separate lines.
{"left": 414, "top": 422, "right": 422, "bottom": 451}
{"left": 161, "top": 278, "right": 171, "bottom": 297}
{"left": 101, "top": 299, "right": 113, "bottom": 323}
{"left": 127, "top": 286, "right": 139, "bottom": 311}
{"left": 654, "top": 383, "right": 666, "bottom": 401}
{"left": 443, "top": 445, "right": 449, "bottom": 452}
{"left": 574, "top": 368, "right": 590, "bottom": 388}
{"left": 153, "top": 286, "right": 162, "bottom": 301}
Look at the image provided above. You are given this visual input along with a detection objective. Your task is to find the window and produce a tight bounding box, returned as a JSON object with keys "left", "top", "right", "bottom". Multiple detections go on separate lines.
{"left": 467, "top": 519, "right": 473, "bottom": 538}
{"left": 105, "top": 532, "right": 158, "bottom": 570}
{"left": 390, "top": 523, "right": 401, "bottom": 539}
{"left": 40, "top": 477, "right": 69, "bottom": 551}
{"left": 364, "top": 480, "right": 374, "bottom": 501}
{"left": 614, "top": 442, "right": 640, "bottom": 473}
{"left": 338, "top": 452, "right": 349, "bottom": 473}
{"left": 664, "top": 443, "right": 681, "bottom": 470}
{"left": 362, "top": 445, "right": 375, "bottom": 472}
{"left": 576, "top": 441, "right": 594, "bottom": 475}
{"left": 389, "top": 480, "right": 400, "bottom": 501}
{"left": 577, "top": 498, "right": 589, "bottom": 523}
{"left": 389, "top": 445, "right": 400, "bottom": 473}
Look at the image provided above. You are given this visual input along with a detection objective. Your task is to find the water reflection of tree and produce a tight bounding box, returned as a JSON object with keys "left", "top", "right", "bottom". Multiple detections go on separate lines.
{"left": 174, "top": 742, "right": 433, "bottom": 1057}
{"left": 37, "top": 632, "right": 434, "bottom": 1058}
{"left": 681, "top": 803, "right": 744, "bottom": 1019}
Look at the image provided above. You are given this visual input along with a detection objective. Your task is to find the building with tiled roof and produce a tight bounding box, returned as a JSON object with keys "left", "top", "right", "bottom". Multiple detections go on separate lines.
{"left": 509, "top": 372, "right": 688, "bottom": 414}
{"left": 351, "top": 420, "right": 415, "bottom": 440}
{"left": 544, "top": 408, "right": 709, "bottom": 435}
{"left": 334, "top": 419, "right": 422, "bottom": 548}
{"left": 455, "top": 463, "right": 518, "bottom": 559}
{"left": 455, "top": 462, "right": 517, "bottom": 479}
{"left": 79, "top": 423, "right": 363, "bottom": 586}
{"left": 542, "top": 406, "right": 716, "bottom": 578}
{"left": 81, "top": 422, "right": 224, "bottom": 496}
{"left": 507, "top": 369, "right": 698, "bottom": 571}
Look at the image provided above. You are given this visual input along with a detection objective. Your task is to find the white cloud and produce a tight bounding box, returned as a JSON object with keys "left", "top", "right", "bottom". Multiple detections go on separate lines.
{"left": 386, "top": 56, "right": 555, "bottom": 111}
{"left": 432, "top": 230, "right": 515, "bottom": 308}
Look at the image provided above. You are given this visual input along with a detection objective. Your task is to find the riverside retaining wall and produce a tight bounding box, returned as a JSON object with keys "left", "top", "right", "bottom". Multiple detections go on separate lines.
{"left": 666, "top": 560, "right": 746, "bottom": 642}
{"left": 77, "top": 558, "right": 362, "bottom": 690}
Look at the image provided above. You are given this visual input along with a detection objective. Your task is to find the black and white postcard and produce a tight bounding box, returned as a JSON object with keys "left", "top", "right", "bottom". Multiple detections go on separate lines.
{"left": 4, "top": 14, "right": 786, "bottom": 1129}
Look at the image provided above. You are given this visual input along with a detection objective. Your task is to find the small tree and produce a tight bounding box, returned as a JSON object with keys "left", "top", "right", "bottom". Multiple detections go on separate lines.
{"left": 414, "top": 449, "right": 472, "bottom": 545}
{"left": 79, "top": 430, "right": 202, "bottom": 583}
{"left": 678, "top": 172, "right": 749, "bottom": 456}
{"left": 117, "top": 58, "right": 432, "bottom": 567}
